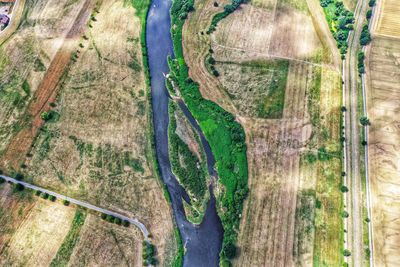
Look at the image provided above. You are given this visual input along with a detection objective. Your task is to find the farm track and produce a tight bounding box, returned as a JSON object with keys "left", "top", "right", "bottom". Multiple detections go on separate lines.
{"left": 344, "top": 0, "right": 369, "bottom": 266}
{"left": 1, "top": 0, "right": 93, "bottom": 169}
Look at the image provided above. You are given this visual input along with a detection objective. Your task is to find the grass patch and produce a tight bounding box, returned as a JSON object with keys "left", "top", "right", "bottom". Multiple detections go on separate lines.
{"left": 50, "top": 209, "right": 86, "bottom": 267}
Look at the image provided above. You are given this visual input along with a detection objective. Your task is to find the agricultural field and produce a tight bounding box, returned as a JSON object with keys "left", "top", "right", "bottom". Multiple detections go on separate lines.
{"left": 0, "top": 183, "right": 75, "bottom": 266}
{"left": 0, "top": 0, "right": 176, "bottom": 265}
{"left": 366, "top": 35, "right": 400, "bottom": 266}
{"left": 375, "top": 0, "right": 400, "bottom": 38}
{"left": 183, "top": 0, "right": 343, "bottom": 265}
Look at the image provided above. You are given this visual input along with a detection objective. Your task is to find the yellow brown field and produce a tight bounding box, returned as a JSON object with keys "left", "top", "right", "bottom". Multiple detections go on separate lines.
{"left": 0, "top": 0, "right": 175, "bottom": 265}
{"left": 183, "top": 0, "right": 343, "bottom": 265}
{"left": 366, "top": 35, "right": 400, "bottom": 267}
{"left": 375, "top": 0, "right": 400, "bottom": 38}
{"left": 0, "top": 185, "right": 75, "bottom": 266}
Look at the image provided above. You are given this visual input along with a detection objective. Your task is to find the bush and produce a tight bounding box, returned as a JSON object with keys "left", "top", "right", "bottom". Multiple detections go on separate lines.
{"left": 214, "top": 1, "right": 219, "bottom": 7}
{"left": 340, "top": 185, "right": 349, "bottom": 192}
{"left": 35, "top": 190, "right": 42, "bottom": 196}
{"left": 368, "top": 0, "right": 376, "bottom": 7}
{"left": 42, "top": 192, "right": 49, "bottom": 199}
{"left": 49, "top": 195, "right": 56, "bottom": 202}
{"left": 14, "top": 173, "right": 24, "bottom": 180}
{"left": 115, "top": 217, "right": 122, "bottom": 225}
{"left": 343, "top": 249, "right": 351, "bottom": 257}
{"left": 63, "top": 200, "right": 70, "bottom": 206}
{"left": 362, "top": 140, "right": 368, "bottom": 146}
{"left": 360, "top": 25, "right": 371, "bottom": 46}
{"left": 122, "top": 220, "right": 130, "bottom": 227}
{"left": 106, "top": 215, "right": 115, "bottom": 223}
{"left": 360, "top": 116, "right": 370, "bottom": 126}
{"left": 101, "top": 213, "right": 107, "bottom": 220}
{"left": 342, "top": 211, "right": 349, "bottom": 218}
{"left": 366, "top": 9, "right": 372, "bottom": 19}
{"left": 14, "top": 183, "right": 25, "bottom": 191}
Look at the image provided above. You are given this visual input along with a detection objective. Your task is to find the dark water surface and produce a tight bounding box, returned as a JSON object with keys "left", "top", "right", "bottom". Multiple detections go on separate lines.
{"left": 146, "top": 0, "right": 223, "bottom": 266}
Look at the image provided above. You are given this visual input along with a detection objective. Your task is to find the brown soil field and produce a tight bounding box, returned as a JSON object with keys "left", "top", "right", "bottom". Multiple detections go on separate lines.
{"left": 22, "top": 0, "right": 175, "bottom": 263}
{"left": 0, "top": 183, "right": 36, "bottom": 252}
{"left": 0, "top": 197, "right": 75, "bottom": 266}
{"left": 0, "top": 0, "right": 93, "bottom": 170}
{"left": 183, "top": 0, "right": 343, "bottom": 265}
{"left": 366, "top": 36, "right": 400, "bottom": 267}
{"left": 375, "top": 0, "right": 400, "bottom": 38}
{"left": 68, "top": 214, "right": 143, "bottom": 267}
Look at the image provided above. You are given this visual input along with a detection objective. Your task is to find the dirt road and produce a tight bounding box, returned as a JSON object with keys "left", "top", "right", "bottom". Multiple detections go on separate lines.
{"left": 0, "top": 174, "right": 150, "bottom": 239}
{"left": 344, "top": 0, "right": 369, "bottom": 266}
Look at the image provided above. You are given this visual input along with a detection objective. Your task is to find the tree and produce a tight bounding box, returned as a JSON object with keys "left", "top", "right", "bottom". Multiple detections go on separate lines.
{"left": 343, "top": 249, "right": 352, "bottom": 257}
{"left": 41, "top": 111, "right": 50, "bottom": 121}
{"left": 122, "top": 220, "right": 130, "bottom": 227}
{"left": 368, "top": 0, "right": 376, "bottom": 7}
{"left": 342, "top": 211, "right": 349, "bottom": 218}
{"left": 41, "top": 192, "right": 49, "bottom": 199}
{"left": 362, "top": 140, "right": 368, "bottom": 146}
{"left": 340, "top": 185, "right": 349, "bottom": 193}
{"left": 360, "top": 116, "right": 370, "bottom": 126}
{"left": 101, "top": 213, "right": 107, "bottom": 220}
{"left": 35, "top": 190, "right": 42, "bottom": 196}
{"left": 115, "top": 217, "right": 122, "bottom": 225}
{"left": 63, "top": 200, "right": 70, "bottom": 206}
{"left": 49, "top": 195, "right": 56, "bottom": 202}
{"left": 14, "top": 183, "right": 25, "bottom": 191}
{"left": 14, "top": 173, "right": 24, "bottom": 180}
{"left": 223, "top": 243, "right": 237, "bottom": 259}
{"left": 366, "top": 10, "right": 372, "bottom": 19}
{"left": 106, "top": 215, "right": 115, "bottom": 223}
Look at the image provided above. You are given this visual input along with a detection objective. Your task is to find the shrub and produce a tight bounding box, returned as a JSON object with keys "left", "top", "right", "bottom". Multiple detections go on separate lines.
{"left": 63, "top": 200, "right": 70, "bottom": 206}
{"left": 360, "top": 116, "right": 370, "bottom": 126}
{"left": 41, "top": 192, "right": 49, "bottom": 199}
{"left": 14, "top": 183, "right": 25, "bottom": 191}
{"left": 35, "top": 190, "right": 42, "bottom": 196}
{"left": 341, "top": 106, "right": 347, "bottom": 112}
{"left": 115, "top": 217, "right": 122, "bottom": 225}
{"left": 340, "top": 185, "right": 349, "bottom": 192}
{"left": 362, "top": 140, "right": 368, "bottom": 146}
{"left": 106, "top": 215, "right": 115, "bottom": 223}
{"left": 366, "top": 9, "right": 372, "bottom": 19}
{"left": 360, "top": 25, "right": 372, "bottom": 46}
{"left": 101, "top": 213, "right": 107, "bottom": 220}
{"left": 342, "top": 211, "right": 349, "bottom": 218}
{"left": 214, "top": 1, "right": 219, "bottom": 7}
{"left": 368, "top": 0, "right": 376, "bottom": 7}
{"left": 343, "top": 249, "right": 351, "bottom": 257}
{"left": 49, "top": 195, "right": 56, "bottom": 202}
{"left": 14, "top": 173, "right": 24, "bottom": 180}
{"left": 122, "top": 220, "right": 130, "bottom": 227}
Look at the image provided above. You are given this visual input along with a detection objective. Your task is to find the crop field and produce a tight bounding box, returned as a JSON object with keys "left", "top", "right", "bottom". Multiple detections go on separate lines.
{"left": 0, "top": 195, "right": 75, "bottom": 266}
{"left": 366, "top": 36, "right": 400, "bottom": 266}
{"left": 0, "top": 183, "right": 36, "bottom": 252}
{"left": 0, "top": 0, "right": 93, "bottom": 170}
{"left": 66, "top": 214, "right": 143, "bottom": 266}
{"left": 183, "top": 0, "right": 343, "bottom": 265}
{"left": 15, "top": 0, "right": 175, "bottom": 263}
{"left": 376, "top": 0, "right": 400, "bottom": 38}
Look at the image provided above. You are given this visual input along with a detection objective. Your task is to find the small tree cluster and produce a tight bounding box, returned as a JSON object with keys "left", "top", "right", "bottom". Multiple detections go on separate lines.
{"left": 143, "top": 241, "right": 157, "bottom": 266}
{"left": 358, "top": 51, "right": 365, "bottom": 74}
{"left": 360, "top": 24, "right": 372, "bottom": 46}
{"left": 100, "top": 213, "right": 130, "bottom": 227}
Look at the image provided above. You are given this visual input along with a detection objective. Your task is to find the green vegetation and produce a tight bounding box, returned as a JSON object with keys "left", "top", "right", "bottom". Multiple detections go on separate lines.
{"left": 360, "top": 116, "right": 370, "bottom": 126}
{"left": 143, "top": 241, "right": 157, "bottom": 266}
{"left": 168, "top": 102, "right": 209, "bottom": 223}
{"left": 255, "top": 61, "right": 289, "bottom": 118}
{"left": 172, "top": 227, "right": 184, "bottom": 267}
{"left": 360, "top": 24, "right": 371, "bottom": 46}
{"left": 50, "top": 210, "right": 86, "bottom": 267}
{"left": 319, "top": 0, "right": 354, "bottom": 56}
{"left": 358, "top": 51, "right": 365, "bottom": 74}
{"left": 207, "top": 0, "right": 249, "bottom": 34}
{"left": 170, "top": 0, "right": 248, "bottom": 262}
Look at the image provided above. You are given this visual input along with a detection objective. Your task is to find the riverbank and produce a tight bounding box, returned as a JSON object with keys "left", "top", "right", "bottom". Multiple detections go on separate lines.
{"left": 169, "top": 0, "right": 249, "bottom": 264}
{"left": 132, "top": 0, "right": 184, "bottom": 266}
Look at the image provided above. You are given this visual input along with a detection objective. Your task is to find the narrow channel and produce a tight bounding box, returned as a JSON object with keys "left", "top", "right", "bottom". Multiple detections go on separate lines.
{"left": 146, "top": 0, "right": 223, "bottom": 266}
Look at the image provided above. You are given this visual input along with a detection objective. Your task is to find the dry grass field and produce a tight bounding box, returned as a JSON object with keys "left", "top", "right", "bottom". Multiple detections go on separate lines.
{"left": 20, "top": 0, "right": 175, "bottom": 263}
{"left": 375, "top": 0, "right": 400, "bottom": 38}
{"left": 0, "top": 196, "right": 75, "bottom": 266}
{"left": 183, "top": 0, "right": 343, "bottom": 265}
{"left": 366, "top": 36, "right": 400, "bottom": 266}
{"left": 0, "top": 0, "right": 176, "bottom": 264}
{"left": 0, "top": 183, "right": 36, "bottom": 252}
{"left": 0, "top": 0, "right": 93, "bottom": 169}
{"left": 67, "top": 214, "right": 143, "bottom": 266}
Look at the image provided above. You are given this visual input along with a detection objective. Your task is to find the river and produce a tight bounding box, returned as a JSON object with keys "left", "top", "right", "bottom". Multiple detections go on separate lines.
{"left": 146, "top": 0, "right": 223, "bottom": 266}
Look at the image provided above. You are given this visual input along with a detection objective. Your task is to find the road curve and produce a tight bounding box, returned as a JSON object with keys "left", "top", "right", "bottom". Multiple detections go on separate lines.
{"left": 0, "top": 175, "right": 150, "bottom": 239}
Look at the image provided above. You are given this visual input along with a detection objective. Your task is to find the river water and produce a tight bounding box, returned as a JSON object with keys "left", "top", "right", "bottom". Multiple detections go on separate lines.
{"left": 146, "top": 0, "right": 223, "bottom": 266}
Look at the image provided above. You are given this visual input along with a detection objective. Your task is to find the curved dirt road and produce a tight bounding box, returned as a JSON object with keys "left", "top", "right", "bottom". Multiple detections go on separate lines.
{"left": 0, "top": 175, "right": 150, "bottom": 239}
